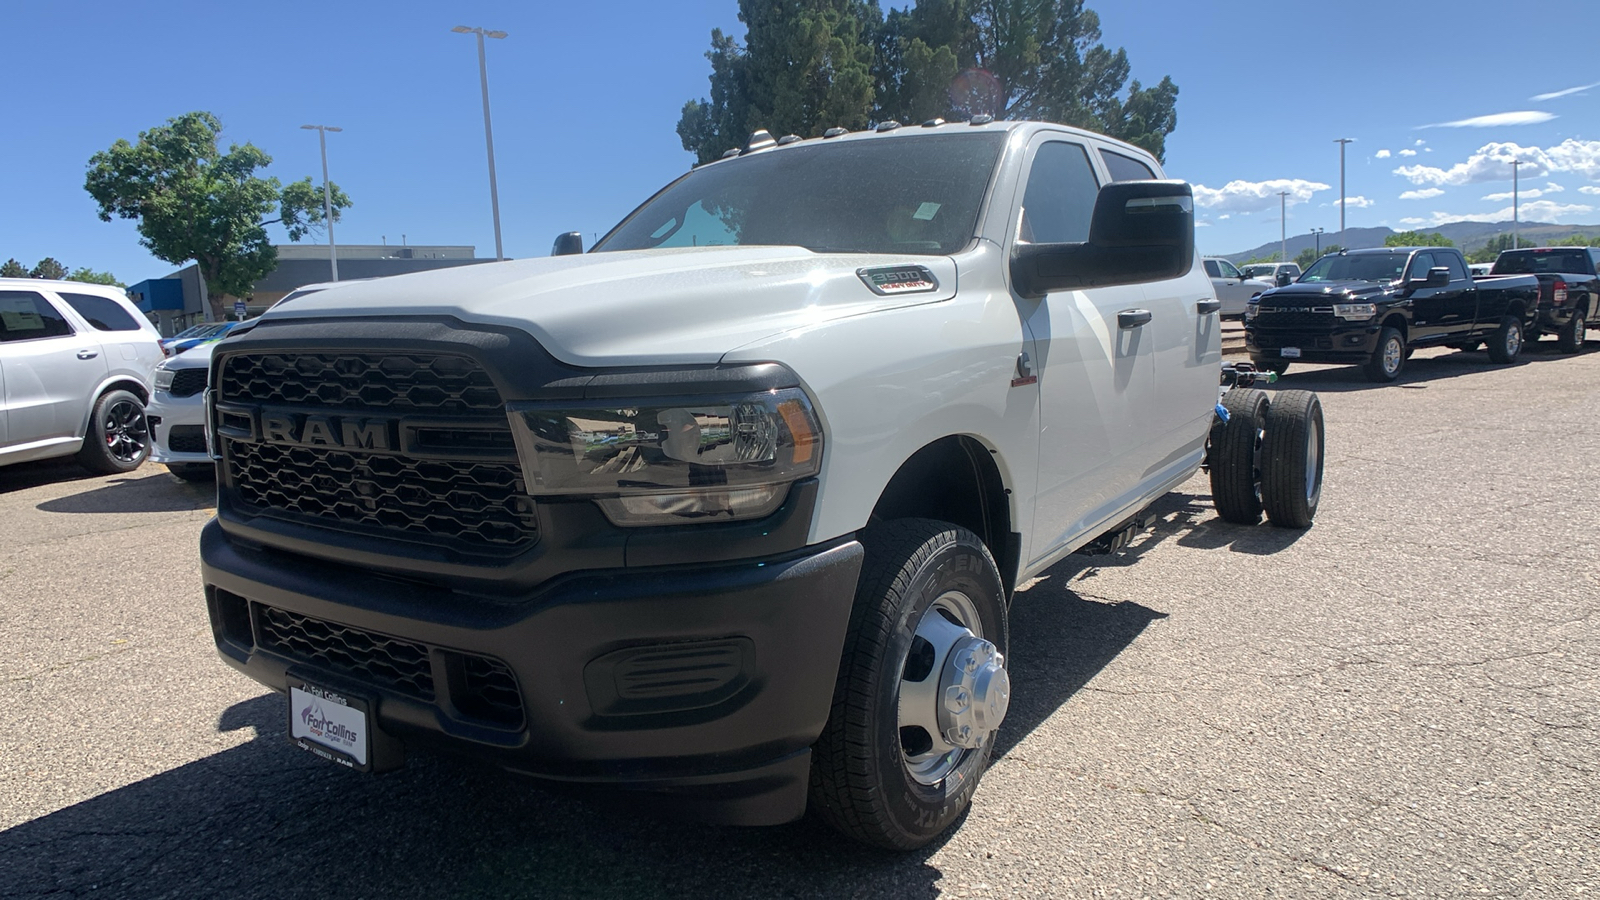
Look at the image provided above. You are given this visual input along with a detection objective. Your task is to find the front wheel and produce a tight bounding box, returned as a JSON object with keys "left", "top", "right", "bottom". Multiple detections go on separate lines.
{"left": 1557, "top": 307, "right": 1587, "bottom": 354}
{"left": 1260, "top": 391, "right": 1324, "bottom": 529}
{"left": 1363, "top": 327, "right": 1406, "bottom": 382}
{"left": 1487, "top": 315, "right": 1524, "bottom": 364}
{"left": 76, "top": 389, "right": 149, "bottom": 475}
{"left": 809, "top": 519, "right": 1009, "bottom": 850}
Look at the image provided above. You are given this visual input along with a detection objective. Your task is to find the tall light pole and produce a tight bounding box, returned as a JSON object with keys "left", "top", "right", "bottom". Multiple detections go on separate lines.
{"left": 1511, "top": 159, "right": 1523, "bottom": 249}
{"left": 1311, "top": 227, "right": 1325, "bottom": 257}
{"left": 1278, "top": 191, "right": 1290, "bottom": 262}
{"left": 300, "top": 124, "right": 342, "bottom": 281}
{"left": 1335, "top": 138, "right": 1354, "bottom": 247}
{"left": 452, "top": 25, "right": 508, "bottom": 260}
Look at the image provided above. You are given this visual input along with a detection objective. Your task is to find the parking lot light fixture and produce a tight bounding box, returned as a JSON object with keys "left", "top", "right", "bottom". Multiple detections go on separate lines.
{"left": 1334, "top": 138, "right": 1354, "bottom": 245}
{"left": 1279, "top": 191, "right": 1290, "bottom": 262}
{"left": 1511, "top": 159, "right": 1522, "bottom": 249}
{"left": 453, "top": 25, "right": 508, "bottom": 261}
{"left": 300, "top": 124, "right": 343, "bottom": 281}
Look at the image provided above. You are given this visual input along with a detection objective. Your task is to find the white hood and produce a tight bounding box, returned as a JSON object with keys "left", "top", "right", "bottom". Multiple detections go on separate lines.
{"left": 260, "top": 246, "right": 958, "bottom": 366}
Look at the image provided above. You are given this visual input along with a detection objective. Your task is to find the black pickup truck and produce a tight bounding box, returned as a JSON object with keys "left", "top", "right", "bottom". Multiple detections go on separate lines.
{"left": 1246, "top": 247, "right": 1541, "bottom": 381}
{"left": 1490, "top": 246, "right": 1600, "bottom": 353}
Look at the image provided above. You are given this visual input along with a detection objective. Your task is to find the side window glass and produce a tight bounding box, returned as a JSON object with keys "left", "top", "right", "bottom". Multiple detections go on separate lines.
{"left": 0, "top": 291, "right": 74, "bottom": 342}
{"left": 1219, "top": 260, "right": 1243, "bottom": 279}
{"left": 1203, "top": 259, "right": 1221, "bottom": 277}
{"left": 1018, "top": 141, "right": 1099, "bottom": 244}
{"left": 1444, "top": 254, "right": 1468, "bottom": 281}
{"left": 59, "top": 292, "right": 143, "bottom": 332}
{"left": 1410, "top": 252, "right": 1436, "bottom": 279}
{"left": 1100, "top": 149, "right": 1156, "bottom": 182}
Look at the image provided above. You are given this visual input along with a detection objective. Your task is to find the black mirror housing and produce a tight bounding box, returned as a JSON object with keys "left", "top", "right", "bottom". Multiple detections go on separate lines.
{"left": 1011, "top": 180, "right": 1195, "bottom": 297}
{"left": 1427, "top": 266, "right": 1451, "bottom": 287}
{"left": 552, "top": 232, "right": 584, "bottom": 256}
{"left": 1275, "top": 272, "right": 1292, "bottom": 286}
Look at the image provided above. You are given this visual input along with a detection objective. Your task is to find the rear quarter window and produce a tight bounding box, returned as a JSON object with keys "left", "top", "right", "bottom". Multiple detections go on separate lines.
{"left": 59, "top": 292, "right": 144, "bottom": 332}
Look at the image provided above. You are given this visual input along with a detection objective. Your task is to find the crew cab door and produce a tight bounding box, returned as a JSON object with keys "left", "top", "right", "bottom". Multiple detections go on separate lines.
{"left": 1010, "top": 137, "right": 1156, "bottom": 564}
{"left": 1403, "top": 250, "right": 1472, "bottom": 341}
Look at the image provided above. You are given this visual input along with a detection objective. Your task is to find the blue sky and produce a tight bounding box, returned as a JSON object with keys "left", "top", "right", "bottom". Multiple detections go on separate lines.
{"left": 7, "top": 0, "right": 1599, "bottom": 281}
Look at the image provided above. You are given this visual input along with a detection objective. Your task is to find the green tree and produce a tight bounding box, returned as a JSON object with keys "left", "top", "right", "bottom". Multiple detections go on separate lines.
{"left": 1556, "top": 233, "right": 1599, "bottom": 247}
{"left": 1384, "top": 231, "right": 1453, "bottom": 248}
{"left": 1295, "top": 244, "right": 1344, "bottom": 270}
{"left": 1467, "top": 233, "right": 1534, "bottom": 264}
{"left": 67, "top": 267, "right": 123, "bottom": 287}
{"left": 0, "top": 258, "right": 29, "bottom": 277}
{"left": 84, "top": 111, "right": 350, "bottom": 320}
{"left": 678, "top": 1, "right": 877, "bottom": 164}
{"left": 29, "top": 257, "right": 67, "bottom": 280}
{"left": 679, "top": 0, "right": 1180, "bottom": 164}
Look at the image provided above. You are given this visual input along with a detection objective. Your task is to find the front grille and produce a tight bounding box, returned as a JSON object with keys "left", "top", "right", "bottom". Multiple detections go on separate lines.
{"left": 167, "top": 425, "right": 207, "bottom": 454}
{"left": 255, "top": 604, "right": 435, "bottom": 700}
{"left": 251, "top": 601, "right": 526, "bottom": 729}
{"left": 1253, "top": 309, "right": 1336, "bottom": 329}
{"left": 220, "top": 352, "right": 502, "bottom": 413}
{"left": 216, "top": 351, "right": 537, "bottom": 553}
{"left": 225, "top": 438, "right": 537, "bottom": 549}
{"left": 168, "top": 368, "right": 208, "bottom": 398}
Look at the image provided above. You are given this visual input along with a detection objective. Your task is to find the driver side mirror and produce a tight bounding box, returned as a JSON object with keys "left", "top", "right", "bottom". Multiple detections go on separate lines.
{"left": 1275, "top": 272, "right": 1293, "bottom": 287}
{"left": 1407, "top": 266, "right": 1450, "bottom": 289}
{"left": 1011, "top": 180, "right": 1195, "bottom": 297}
{"left": 551, "top": 232, "right": 584, "bottom": 256}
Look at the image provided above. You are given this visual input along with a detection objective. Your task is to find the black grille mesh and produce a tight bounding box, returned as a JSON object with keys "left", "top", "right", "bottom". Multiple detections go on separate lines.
{"left": 256, "top": 604, "right": 435, "bottom": 700}
{"left": 167, "top": 425, "right": 207, "bottom": 454}
{"left": 1252, "top": 310, "right": 1336, "bottom": 329}
{"left": 220, "top": 353, "right": 503, "bottom": 412}
{"left": 168, "top": 368, "right": 208, "bottom": 398}
{"left": 225, "top": 439, "right": 537, "bottom": 549}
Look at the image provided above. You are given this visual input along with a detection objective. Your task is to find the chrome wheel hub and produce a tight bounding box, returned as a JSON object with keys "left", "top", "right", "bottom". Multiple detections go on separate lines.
{"left": 1383, "top": 338, "right": 1402, "bottom": 375}
{"left": 898, "top": 591, "right": 1008, "bottom": 785}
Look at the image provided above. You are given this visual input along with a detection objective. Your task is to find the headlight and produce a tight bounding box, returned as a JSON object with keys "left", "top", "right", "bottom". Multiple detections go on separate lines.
{"left": 153, "top": 366, "right": 175, "bottom": 391}
{"left": 1334, "top": 303, "right": 1377, "bottom": 320}
{"left": 1245, "top": 300, "right": 1260, "bottom": 320}
{"left": 508, "top": 387, "right": 823, "bottom": 526}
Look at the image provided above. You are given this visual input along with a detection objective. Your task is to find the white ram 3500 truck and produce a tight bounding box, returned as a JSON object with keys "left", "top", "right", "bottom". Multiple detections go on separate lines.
{"left": 200, "top": 120, "right": 1318, "bottom": 849}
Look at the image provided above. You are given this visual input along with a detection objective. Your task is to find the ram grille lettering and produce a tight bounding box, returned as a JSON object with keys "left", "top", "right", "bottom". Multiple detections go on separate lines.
{"left": 255, "top": 411, "right": 394, "bottom": 451}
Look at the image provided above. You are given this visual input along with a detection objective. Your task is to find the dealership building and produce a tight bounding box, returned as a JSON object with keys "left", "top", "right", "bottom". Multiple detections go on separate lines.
{"left": 126, "top": 244, "right": 492, "bottom": 336}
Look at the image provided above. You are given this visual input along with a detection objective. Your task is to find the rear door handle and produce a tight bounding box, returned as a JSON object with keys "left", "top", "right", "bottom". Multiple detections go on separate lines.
{"left": 1118, "top": 309, "right": 1153, "bottom": 329}
{"left": 1197, "top": 299, "right": 1222, "bottom": 315}
{"left": 77, "top": 350, "right": 99, "bottom": 360}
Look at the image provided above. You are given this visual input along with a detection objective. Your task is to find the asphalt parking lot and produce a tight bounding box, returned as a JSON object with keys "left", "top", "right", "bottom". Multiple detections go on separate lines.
{"left": 2, "top": 342, "right": 1596, "bottom": 899}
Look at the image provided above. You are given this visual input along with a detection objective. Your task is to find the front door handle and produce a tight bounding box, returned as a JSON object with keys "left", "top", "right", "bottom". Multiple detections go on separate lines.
{"left": 1118, "top": 309, "right": 1153, "bottom": 329}
{"left": 1197, "top": 299, "right": 1222, "bottom": 315}
{"left": 77, "top": 350, "right": 99, "bottom": 360}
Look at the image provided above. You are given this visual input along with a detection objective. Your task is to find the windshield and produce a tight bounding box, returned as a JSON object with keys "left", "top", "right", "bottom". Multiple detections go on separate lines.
{"left": 595, "top": 133, "right": 1007, "bottom": 256}
{"left": 1301, "top": 253, "right": 1409, "bottom": 284}
{"left": 171, "top": 323, "right": 228, "bottom": 340}
{"left": 1492, "top": 251, "right": 1590, "bottom": 275}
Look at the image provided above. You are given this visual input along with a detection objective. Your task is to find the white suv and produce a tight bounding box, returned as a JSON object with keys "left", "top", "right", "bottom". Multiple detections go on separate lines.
{"left": 0, "top": 279, "right": 163, "bottom": 474}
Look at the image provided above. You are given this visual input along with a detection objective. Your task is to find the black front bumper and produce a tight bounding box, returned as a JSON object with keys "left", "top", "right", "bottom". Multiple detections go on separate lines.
{"left": 1246, "top": 321, "right": 1381, "bottom": 364}
{"left": 201, "top": 519, "right": 863, "bottom": 825}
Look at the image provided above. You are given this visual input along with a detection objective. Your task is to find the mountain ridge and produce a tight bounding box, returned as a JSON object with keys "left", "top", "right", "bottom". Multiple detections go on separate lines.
{"left": 1221, "top": 221, "right": 1600, "bottom": 263}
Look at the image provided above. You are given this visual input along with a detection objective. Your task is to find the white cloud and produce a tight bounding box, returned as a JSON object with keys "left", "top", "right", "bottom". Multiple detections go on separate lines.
{"left": 1195, "top": 221, "right": 1212, "bottom": 227}
{"left": 1420, "top": 111, "right": 1557, "bottom": 129}
{"left": 1531, "top": 81, "right": 1600, "bottom": 102}
{"left": 1545, "top": 182, "right": 1566, "bottom": 193}
{"left": 1375, "top": 149, "right": 1392, "bottom": 159}
{"left": 1397, "top": 201, "right": 1594, "bottom": 228}
{"left": 1400, "top": 188, "right": 1446, "bottom": 200}
{"left": 1581, "top": 186, "right": 1600, "bottom": 195}
{"left": 1415, "top": 139, "right": 1427, "bottom": 146}
{"left": 1482, "top": 188, "right": 1551, "bottom": 201}
{"left": 1218, "top": 214, "right": 1231, "bottom": 220}
{"left": 1396, "top": 139, "right": 1600, "bottom": 187}
{"left": 1191, "top": 178, "right": 1331, "bottom": 213}
{"left": 1399, "top": 149, "right": 1418, "bottom": 157}
{"left": 1342, "top": 195, "right": 1376, "bottom": 209}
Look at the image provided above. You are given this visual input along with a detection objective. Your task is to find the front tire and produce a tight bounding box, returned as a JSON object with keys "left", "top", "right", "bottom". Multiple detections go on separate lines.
{"left": 1364, "top": 327, "right": 1406, "bottom": 382}
{"left": 1210, "top": 388, "right": 1270, "bottom": 525}
{"left": 810, "top": 519, "right": 1009, "bottom": 850}
{"left": 1487, "top": 315, "right": 1524, "bottom": 364}
{"left": 1260, "top": 391, "right": 1324, "bottom": 529}
{"left": 76, "top": 389, "right": 149, "bottom": 475}
{"left": 1557, "top": 307, "right": 1587, "bottom": 354}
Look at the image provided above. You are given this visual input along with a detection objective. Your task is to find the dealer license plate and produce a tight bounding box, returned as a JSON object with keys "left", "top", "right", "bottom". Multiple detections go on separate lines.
{"left": 1280, "top": 347, "right": 1302, "bottom": 359}
{"left": 288, "top": 679, "right": 372, "bottom": 770}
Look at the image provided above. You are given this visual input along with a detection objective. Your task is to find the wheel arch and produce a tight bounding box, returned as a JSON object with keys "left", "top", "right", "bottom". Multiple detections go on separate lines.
{"left": 76, "top": 377, "right": 150, "bottom": 438}
{"left": 866, "top": 435, "right": 1018, "bottom": 596}
{"left": 1381, "top": 313, "right": 1408, "bottom": 340}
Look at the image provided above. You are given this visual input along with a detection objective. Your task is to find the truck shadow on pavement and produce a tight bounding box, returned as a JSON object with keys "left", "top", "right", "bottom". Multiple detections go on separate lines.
{"left": 33, "top": 470, "right": 215, "bottom": 514}
{"left": 1269, "top": 340, "right": 1596, "bottom": 392}
{"left": 0, "top": 459, "right": 101, "bottom": 495}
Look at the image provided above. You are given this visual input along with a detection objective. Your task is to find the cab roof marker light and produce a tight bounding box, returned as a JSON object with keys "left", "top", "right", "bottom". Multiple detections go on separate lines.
{"left": 744, "top": 130, "right": 777, "bottom": 153}
{"left": 823, "top": 127, "right": 848, "bottom": 138}
{"left": 922, "top": 118, "right": 945, "bottom": 128}
{"left": 776, "top": 134, "right": 802, "bottom": 146}
{"left": 970, "top": 114, "right": 995, "bottom": 125}
{"left": 876, "top": 121, "right": 901, "bottom": 132}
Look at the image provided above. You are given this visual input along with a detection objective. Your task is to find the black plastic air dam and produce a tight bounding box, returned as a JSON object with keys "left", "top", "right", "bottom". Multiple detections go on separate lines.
{"left": 201, "top": 519, "right": 864, "bottom": 824}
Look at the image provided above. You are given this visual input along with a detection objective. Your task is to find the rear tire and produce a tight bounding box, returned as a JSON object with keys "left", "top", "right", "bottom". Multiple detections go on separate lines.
{"left": 1364, "top": 327, "right": 1406, "bottom": 382}
{"left": 809, "top": 519, "right": 1009, "bottom": 850}
{"left": 76, "top": 389, "right": 149, "bottom": 475}
{"left": 1557, "top": 307, "right": 1586, "bottom": 354}
{"left": 1260, "top": 391, "right": 1324, "bottom": 529}
{"left": 1486, "top": 315, "right": 1524, "bottom": 364}
{"left": 1210, "top": 389, "right": 1270, "bottom": 525}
